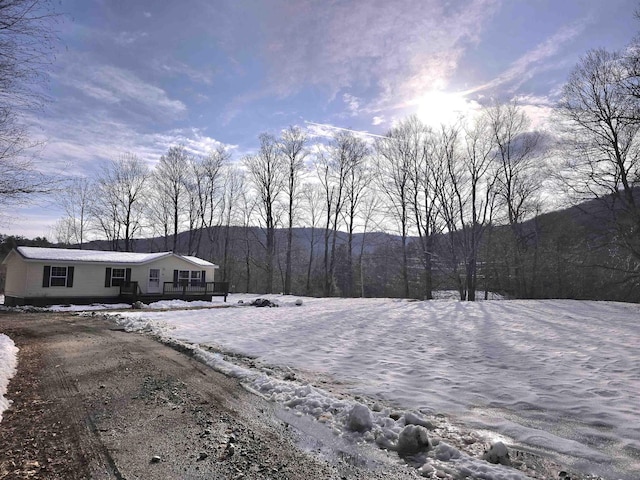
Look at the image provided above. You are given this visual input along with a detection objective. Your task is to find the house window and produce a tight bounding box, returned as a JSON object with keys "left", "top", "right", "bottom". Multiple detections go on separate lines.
{"left": 104, "top": 267, "right": 131, "bottom": 288}
{"left": 111, "top": 268, "right": 126, "bottom": 287}
{"left": 50, "top": 266, "right": 68, "bottom": 287}
{"left": 42, "top": 265, "right": 74, "bottom": 288}
{"left": 173, "top": 269, "right": 206, "bottom": 287}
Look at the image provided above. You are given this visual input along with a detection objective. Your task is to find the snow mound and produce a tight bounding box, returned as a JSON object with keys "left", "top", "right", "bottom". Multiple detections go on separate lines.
{"left": 0, "top": 334, "right": 19, "bottom": 423}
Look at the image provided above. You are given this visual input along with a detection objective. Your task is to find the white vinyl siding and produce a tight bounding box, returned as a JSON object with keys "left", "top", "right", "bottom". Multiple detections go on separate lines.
{"left": 2, "top": 251, "right": 27, "bottom": 298}
{"left": 5, "top": 250, "right": 217, "bottom": 300}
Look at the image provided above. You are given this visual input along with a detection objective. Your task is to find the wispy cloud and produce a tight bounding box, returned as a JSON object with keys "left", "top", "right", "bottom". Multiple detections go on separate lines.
{"left": 259, "top": 0, "right": 499, "bottom": 109}
{"left": 151, "top": 128, "right": 238, "bottom": 159}
{"left": 304, "top": 121, "right": 385, "bottom": 141}
{"left": 114, "top": 31, "right": 149, "bottom": 46}
{"left": 464, "top": 20, "right": 588, "bottom": 96}
{"left": 56, "top": 61, "right": 187, "bottom": 121}
{"left": 511, "top": 94, "right": 556, "bottom": 129}
{"left": 343, "top": 93, "right": 361, "bottom": 116}
{"left": 153, "top": 58, "right": 217, "bottom": 86}
{"left": 28, "top": 116, "right": 235, "bottom": 175}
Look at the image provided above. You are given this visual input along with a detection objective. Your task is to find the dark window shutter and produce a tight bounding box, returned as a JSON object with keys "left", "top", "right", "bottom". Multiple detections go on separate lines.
{"left": 42, "top": 266, "right": 51, "bottom": 288}
{"left": 201, "top": 270, "right": 206, "bottom": 285}
{"left": 67, "top": 266, "right": 75, "bottom": 288}
{"left": 125, "top": 268, "right": 131, "bottom": 284}
{"left": 105, "top": 267, "right": 112, "bottom": 287}
{"left": 173, "top": 270, "right": 178, "bottom": 287}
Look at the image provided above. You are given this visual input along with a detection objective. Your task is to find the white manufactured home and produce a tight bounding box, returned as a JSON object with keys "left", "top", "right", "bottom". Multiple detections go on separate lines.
{"left": 2, "top": 246, "right": 228, "bottom": 306}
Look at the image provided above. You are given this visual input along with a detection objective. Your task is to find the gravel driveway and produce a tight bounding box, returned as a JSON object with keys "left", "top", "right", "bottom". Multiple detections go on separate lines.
{"left": 0, "top": 311, "right": 419, "bottom": 480}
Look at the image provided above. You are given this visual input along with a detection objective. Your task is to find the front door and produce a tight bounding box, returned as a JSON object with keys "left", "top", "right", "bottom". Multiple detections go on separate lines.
{"left": 148, "top": 268, "right": 161, "bottom": 294}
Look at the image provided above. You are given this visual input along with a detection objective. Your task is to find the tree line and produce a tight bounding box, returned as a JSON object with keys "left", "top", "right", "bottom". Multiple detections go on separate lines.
{"left": 54, "top": 72, "right": 640, "bottom": 302}
{"left": 50, "top": 103, "right": 542, "bottom": 301}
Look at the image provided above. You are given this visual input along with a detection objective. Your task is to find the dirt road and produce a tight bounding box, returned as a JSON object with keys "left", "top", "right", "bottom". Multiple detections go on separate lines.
{"left": 0, "top": 311, "right": 419, "bottom": 480}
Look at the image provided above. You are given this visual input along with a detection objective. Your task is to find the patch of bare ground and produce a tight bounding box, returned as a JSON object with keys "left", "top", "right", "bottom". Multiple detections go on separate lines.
{"left": 0, "top": 311, "right": 419, "bottom": 479}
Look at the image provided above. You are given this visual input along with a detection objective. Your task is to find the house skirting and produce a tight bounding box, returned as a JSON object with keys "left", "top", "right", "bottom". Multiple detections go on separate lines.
{"left": 3, "top": 293, "right": 225, "bottom": 307}
{"left": 3, "top": 295, "right": 124, "bottom": 307}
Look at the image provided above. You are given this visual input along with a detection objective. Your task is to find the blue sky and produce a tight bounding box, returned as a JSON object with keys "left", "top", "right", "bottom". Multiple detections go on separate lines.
{"left": 5, "top": 0, "right": 640, "bottom": 238}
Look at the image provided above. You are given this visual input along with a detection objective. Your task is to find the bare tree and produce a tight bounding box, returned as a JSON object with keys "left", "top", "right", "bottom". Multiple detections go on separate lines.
{"left": 375, "top": 125, "right": 414, "bottom": 298}
{"left": 315, "top": 131, "right": 361, "bottom": 296}
{"left": 315, "top": 151, "right": 336, "bottom": 295}
{"left": 301, "top": 183, "right": 324, "bottom": 295}
{"left": 244, "top": 133, "right": 286, "bottom": 293}
{"left": 557, "top": 48, "right": 640, "bottom": 271}
{"left": 145, "top": 185, "right": 172, "bottom": 250}
{"left": 0, "top": 0, "right": 59, "bottom": 209}
{"left": 53, "top": 177, "right": 94, "bottom": 248}
{"left": 458, "top": 115, "right": 499, "bottom": 300}
{"left": 92, "top": 153, "right": 149, "bottom": 252}
{"left": 196, "top": 147, "right": 231, "bottom": 230}
{"left": 432, "top": 124, "right": 466, "bottom": 298}
{"left": 278, "top": 126, "right": 308, "bottom": 295}
{"left": 182, "top": 151, "right": 224, "bottom": 256}
{"left": 0, "top": 138, "right": 52, "bottom": 205}
{"left": 0, "top": 0, "right": 58, "bottom": 107}
{"left": 356, "top": 192, "right": 383, "bottom": 297}
{"left": 432, "top": 116, "right": 499, "bottom": 301}
{"left": 154, "top": 145, "right": 189, "bottom": 252}
{"left": 220, "top": 165, "right": 245, "bottom": 282}
{"left": 51, "top": 217, "right": 75, "bottom": 245}
{"left": 193, "top": 147, "right": 229, "bottom": 258}
{"left": 342, "top": 135, "right": 370, "bottom": 296}
{"left": 621, "top": 34, "right": 640, "bottom": 101}
{"left": 486, "top": 100, "right": 544, "bottom": 297}
{"left": 238, "top": 182, "right": 258, "bottom": 293}
{"left": 396, "top": 116, "right": 441, "bottom": 300}
{"left": 184, "top": 159, "right": 202, "bottom": 255}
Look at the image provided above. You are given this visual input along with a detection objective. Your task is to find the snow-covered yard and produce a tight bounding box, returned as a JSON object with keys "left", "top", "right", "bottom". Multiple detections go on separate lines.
{"left": 2, "top": 294, "right": 638, "bottom": 478}
{"left": 107, "top": 295, "right": 640, "bottom": 479}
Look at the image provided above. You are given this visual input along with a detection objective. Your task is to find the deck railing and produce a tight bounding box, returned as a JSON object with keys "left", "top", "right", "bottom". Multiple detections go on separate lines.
{"left": 119, "top": 281, "right": 141, "bottom": 297}
{"left": 120, "top": 281, "right": 229, "bottom": 301}
{"left": 163, "top": 281, "right": 229, "bottom": 297}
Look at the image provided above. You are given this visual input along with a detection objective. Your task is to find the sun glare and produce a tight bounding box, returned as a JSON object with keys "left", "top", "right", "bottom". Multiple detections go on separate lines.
{"left": 413, "top": 91, "right": 479, "bottom": 127}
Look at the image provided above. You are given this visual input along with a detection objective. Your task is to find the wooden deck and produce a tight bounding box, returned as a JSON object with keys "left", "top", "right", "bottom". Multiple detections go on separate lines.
{"left": 119, "top": 281, "right": 229, "bottom": 303}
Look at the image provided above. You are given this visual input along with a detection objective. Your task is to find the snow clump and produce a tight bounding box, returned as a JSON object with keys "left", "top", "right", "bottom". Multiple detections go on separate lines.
{"left": 397, "top": 424, "right": 431, "bottom": 457}
{"left": 483, "top": 441, "right": 512, "bottom": 466}
{"left": 347, "top": 403, "right": 374, "bottom": 432}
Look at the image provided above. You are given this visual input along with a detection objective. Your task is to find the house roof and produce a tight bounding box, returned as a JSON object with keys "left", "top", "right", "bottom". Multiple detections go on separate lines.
{"left": 13, "top": 247, "right": 217, "bottom": 267}
{"left": 182, "top": 255, "right": 218, "bottom": 267}
{"left": 179, "top": 255, "right": 218, "bottom": 268}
